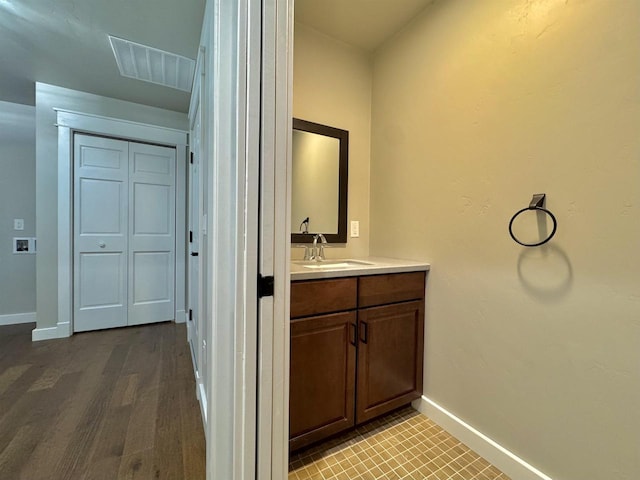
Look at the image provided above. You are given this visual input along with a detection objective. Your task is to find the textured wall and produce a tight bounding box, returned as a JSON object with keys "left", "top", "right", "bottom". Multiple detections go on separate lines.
{"left": 0, "top": 101, "right": 36, "bottom": 316}
{"left": 369, "top": 1, "right": 640, "bottom": 479}
{"left": 293, "top": 23, "right": 372, "bottom": 258}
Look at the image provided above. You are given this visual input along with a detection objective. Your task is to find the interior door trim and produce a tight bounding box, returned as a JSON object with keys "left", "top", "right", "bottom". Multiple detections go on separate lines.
{"left": 56, "top": 109, "right": 188, "bottom": 338}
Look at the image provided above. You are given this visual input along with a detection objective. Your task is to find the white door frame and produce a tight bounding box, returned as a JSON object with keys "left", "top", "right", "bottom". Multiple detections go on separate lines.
{"left": 257, "top": 0, "right": 293, "bottom": 477}
{"left": 55, "top": 109, "right": 188, "bottom": 338}
{"left": 195, "top": 0, "right": 278, "bottom": 476}
{"left": 188, "top": 45, "right": 208, "bottom": 427}
{"left": 200, "top": 0, "right": 260, "bottom": 476}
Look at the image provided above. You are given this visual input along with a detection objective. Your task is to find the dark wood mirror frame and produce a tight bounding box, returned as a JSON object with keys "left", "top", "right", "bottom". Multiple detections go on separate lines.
{"left": 291, "top": 118, "right": 349, "bottom": 244}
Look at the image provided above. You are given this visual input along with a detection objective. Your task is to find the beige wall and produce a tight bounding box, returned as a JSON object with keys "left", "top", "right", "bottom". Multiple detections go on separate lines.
{"left": 293, "top": 23, "right": 372, "bottom": 258}
{"left": 369, "top": 1, "right": 639, "bottom": 479}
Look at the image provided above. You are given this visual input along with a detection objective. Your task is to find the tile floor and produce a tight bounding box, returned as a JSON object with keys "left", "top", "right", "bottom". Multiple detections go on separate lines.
{"left": 288, "top": 407, "right": 511, "bottom": 480}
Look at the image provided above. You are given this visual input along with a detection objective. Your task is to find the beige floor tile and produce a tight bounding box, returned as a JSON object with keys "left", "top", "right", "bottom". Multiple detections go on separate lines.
{"left": 289, "top": 407, "right": 511, "bottom": 480}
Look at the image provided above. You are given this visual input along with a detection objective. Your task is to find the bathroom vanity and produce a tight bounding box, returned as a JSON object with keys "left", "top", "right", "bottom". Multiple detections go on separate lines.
{"left": 289, "top": 258, "right": 430, "bottom": 451}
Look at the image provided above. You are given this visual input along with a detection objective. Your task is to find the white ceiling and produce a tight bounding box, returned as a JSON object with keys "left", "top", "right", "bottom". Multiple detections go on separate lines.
{"left": 0, "top": 0, "right": 434, "bottom": 113}
{"left": 0, "top": 0, "right": 205, "bottom": 112}
{"left": 295, "top": 0, "right": 436, "bottom": 52}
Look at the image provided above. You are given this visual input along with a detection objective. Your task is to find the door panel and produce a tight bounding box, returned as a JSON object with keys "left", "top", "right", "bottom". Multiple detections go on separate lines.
{"left": 189, "top": 137, "right": 201, "bottom": 365}
{"left": 132, "top": 252, "right": 172, "bottom": 302}
{"left": 133, "top": 183, "right": 172, "bottom": 234}
{"left": 78, "top": 143, "right": 125, "bottom": 170}
{"left": 289, "top": 311, "right": 357, "bottom": 451}
{"left": 356, "top": 301, "right": 424, "bottom": 423}
{"left": 133, "top": 151, "right": 172, "bottom": 175}
{"left": 74, "top": 134, "right": 129, "bottom": 332}
{"left": 188, "top": 101, "right": 206, "bottom": 400}
{"left": 128, "top": 142, "right": 176, "bottom": 326}
{"left": 78, "top": 253, "right": 125, "bottom": 308}
{"left": 78, "top": 179, "right": 123, "bottom": 234}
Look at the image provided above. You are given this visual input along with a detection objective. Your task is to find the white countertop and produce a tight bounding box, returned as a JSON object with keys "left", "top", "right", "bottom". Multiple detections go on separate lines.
{"left": 290, "top": 256, "right": 430, "bottom": 281}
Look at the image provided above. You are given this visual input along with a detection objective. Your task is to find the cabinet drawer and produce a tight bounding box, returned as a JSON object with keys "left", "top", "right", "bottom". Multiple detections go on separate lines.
{"left": 291, "top": 277, "right": 357, "bottom": 318}
{"left": 358, "top": 272, "right": 425, "bottom": 308}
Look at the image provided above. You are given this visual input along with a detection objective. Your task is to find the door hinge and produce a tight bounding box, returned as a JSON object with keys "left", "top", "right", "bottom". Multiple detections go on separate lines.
{"left": 189, "top": 230, "right": 193, "bottom": 243}
{"left": 190, "top": 152, "right": 194, "bottom": 164}
{"left": 189, "top": 309, "right": 193, "bottom": 321}
{"left": 257, "top": 275, "right": 274, "bottom": 298}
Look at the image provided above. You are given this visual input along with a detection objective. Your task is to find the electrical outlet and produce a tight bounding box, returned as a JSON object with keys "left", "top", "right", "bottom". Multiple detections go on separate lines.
{"left": 14, "top": 219, "right": 24, "bottom": 231}
{"left": 350, "top": 220, "right": 360, "bottom": 238}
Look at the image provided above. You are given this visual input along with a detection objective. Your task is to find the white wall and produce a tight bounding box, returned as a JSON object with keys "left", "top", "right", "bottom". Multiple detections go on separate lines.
{"left": 35, "top": 82, "right": 188, "bottom": 330}
{"left": 293, "top": 23, "right": 372, "bottom": 258}
{"left": 0, "top": 101, "right": 36, "bottom": 318}
{"left": 369, "top": 1, "right": 640, "bottom": 479}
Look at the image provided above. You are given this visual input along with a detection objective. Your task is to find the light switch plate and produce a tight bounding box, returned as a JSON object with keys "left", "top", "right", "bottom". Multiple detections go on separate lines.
{"left": 350, "top": 220, "right": 360, "bottom": 238}
{"left": 14, "top": 219, "right": 24, "bottom": 231}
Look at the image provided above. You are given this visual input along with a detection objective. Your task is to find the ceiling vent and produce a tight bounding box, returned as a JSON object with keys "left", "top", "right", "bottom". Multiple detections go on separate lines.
{"left": 109, "top": 36, "right": 195, "bottom": 92}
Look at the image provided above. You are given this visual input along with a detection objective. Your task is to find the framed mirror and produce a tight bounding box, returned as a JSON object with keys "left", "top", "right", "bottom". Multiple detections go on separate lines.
{"left": 291, "top": 118, "right": 349, "bottom": 244}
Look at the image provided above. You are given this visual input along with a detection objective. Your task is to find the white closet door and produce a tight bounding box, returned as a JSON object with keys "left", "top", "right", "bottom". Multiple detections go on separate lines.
{"left": 189, "top": 108, "right": 202, "bottom": 367}
{"left": 128, "top": 142, "right": 176, "bottom": 325}
{"left": 74, "top": 134, "right": 129, "bottom": 332}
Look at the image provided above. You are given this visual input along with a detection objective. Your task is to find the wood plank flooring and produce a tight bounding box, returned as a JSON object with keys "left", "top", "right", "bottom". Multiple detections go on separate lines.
{"left": 0, "top": 322, "right": 205, "bottom": 480}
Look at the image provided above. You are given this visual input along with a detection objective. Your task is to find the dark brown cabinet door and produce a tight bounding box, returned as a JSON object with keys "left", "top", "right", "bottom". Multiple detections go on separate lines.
{"left": 356, "top": 301, "right": 424, "bottom": 424}
{"left": 289, "top": 311, "right": 357, "bottom": 451}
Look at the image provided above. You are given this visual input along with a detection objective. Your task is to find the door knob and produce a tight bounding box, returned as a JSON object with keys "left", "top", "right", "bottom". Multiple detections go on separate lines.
{"left": 98, "top": 241, "right": 106, "bottom": 248}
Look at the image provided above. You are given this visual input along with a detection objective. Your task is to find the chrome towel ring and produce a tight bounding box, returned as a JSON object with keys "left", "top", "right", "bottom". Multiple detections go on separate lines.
{"left": 509, "top": 194, "right": 557, "bottom": 247}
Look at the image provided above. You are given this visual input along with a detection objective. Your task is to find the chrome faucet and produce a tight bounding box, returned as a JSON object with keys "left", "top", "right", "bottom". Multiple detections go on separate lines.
{"left": 311, "top": 234, "right": 327, "bottom": 261}
{"left": 302, "top": 245, "right": 313, "bottom": 260}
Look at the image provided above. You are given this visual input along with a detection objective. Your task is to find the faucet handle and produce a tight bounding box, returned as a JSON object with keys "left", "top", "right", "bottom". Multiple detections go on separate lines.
{"left": 303, "top": 245, "right": 313, "bottom": 260}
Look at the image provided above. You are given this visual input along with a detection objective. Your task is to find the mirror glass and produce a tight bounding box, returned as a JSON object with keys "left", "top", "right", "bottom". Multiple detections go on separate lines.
{"left": 291, "top": 118, "right": 348, "bottom": 243}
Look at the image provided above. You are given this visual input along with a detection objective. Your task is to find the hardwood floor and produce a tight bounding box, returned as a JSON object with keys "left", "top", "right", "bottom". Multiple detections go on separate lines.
{"left": 0, "top": 321, "right": 205, "bottom": 480}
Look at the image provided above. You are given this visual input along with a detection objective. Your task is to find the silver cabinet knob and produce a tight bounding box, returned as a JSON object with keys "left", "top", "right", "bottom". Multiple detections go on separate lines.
{"left": 98, "top": 241, "right": 106, "bottom": 248}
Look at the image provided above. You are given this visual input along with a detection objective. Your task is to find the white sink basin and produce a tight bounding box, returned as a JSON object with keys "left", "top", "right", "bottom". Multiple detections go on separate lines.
{"left": 294, "top": 259, "right": 374, "bottom": 270}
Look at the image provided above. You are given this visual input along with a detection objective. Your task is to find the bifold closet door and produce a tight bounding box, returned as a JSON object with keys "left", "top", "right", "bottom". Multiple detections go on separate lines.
{"left": 74, "top": 134, "right": 129, "bottom": 332}
{"left": 74, "top": 135, "right": 176, "bottom": 332}
{"left": 128, "top": 142, "right": 176, "bottom": 326}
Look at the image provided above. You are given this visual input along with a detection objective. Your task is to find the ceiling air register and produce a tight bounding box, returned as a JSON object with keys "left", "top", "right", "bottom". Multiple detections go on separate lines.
{"left": 109, "top": 35, "right": 195, "bottom": 92}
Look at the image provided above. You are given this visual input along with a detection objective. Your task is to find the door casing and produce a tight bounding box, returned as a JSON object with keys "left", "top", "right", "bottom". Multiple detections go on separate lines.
{"left": 188, "top": 56, "right": 208, "bottom": 427}
{"left": 55, "top": 109, "right": 188, "bottom": 338}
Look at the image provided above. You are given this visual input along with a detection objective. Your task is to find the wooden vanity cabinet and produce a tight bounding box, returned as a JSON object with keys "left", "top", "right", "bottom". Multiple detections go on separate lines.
{"left": 290, "top": 271, "right": 425, "bottom": 451}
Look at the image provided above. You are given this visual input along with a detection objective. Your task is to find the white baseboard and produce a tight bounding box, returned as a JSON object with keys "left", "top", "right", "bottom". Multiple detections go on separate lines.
{"left": 0, "top": 312, "right": 36, "bottom": 326}
{"left": 192, "top": 366, "right": 208, "bottom": 431}
{"left": 186, "top": 317, "right": 194, "bottom": 345}
{"left": 32, "top": 326, "right": 60, "bottom": 342}
{"left": 198, "top": 380, "right": 208, "bottom": 428}
{"left": 413, "top": 396, "right": 553, "bottom": 480}
{"left": 175, "top": 309, "right": 186, "bottom": 324}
